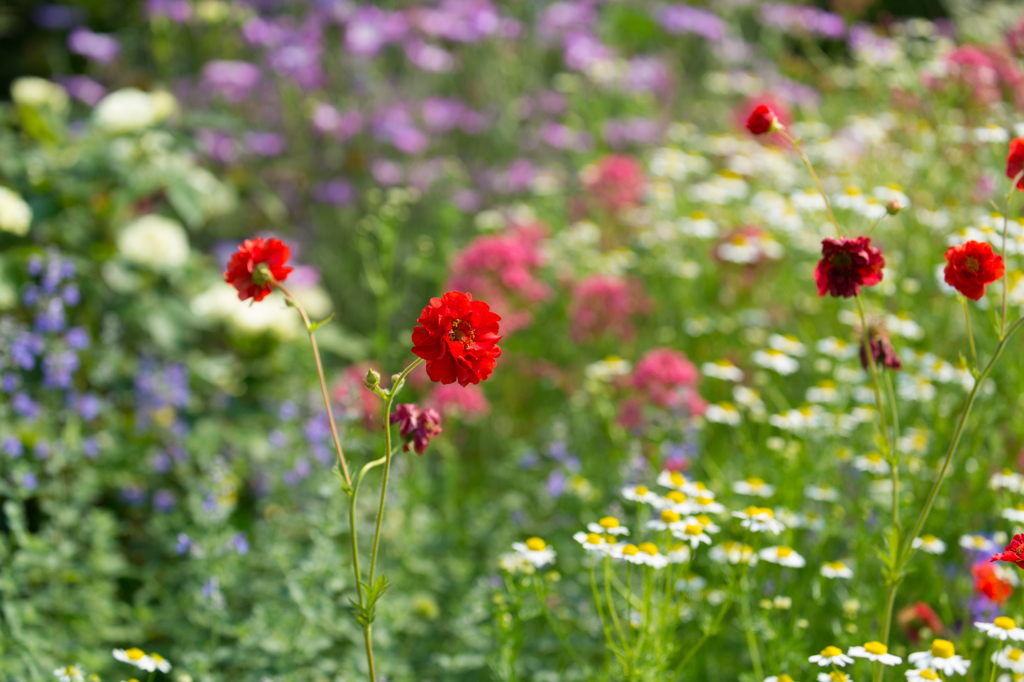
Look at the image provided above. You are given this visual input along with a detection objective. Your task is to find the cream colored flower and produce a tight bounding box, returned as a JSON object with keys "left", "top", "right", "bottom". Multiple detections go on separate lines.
{"left": 0, "top": 186, "right": 32, "bottom": 236}
{"left": 117, "top": 215, "right": 189, "bottom": 269}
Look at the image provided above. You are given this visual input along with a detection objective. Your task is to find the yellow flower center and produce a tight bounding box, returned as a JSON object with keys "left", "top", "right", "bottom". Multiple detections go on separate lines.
{"left": 634, "top": 485, "right": 649, "bottom": 496}
{"left": 778, "top": 676, "right": 793, "bottom": 682}
{"left": 697, "top": 496, "right": 714, "bottom": 506}
{"left": 667, "top": 491, "right": 687, "bottom": 504}
{"left": 820, "top": 646, "right": 843, "bottom": 657}
{"left": 126, "top": 648, "right": 145, "bottom": 661}
{"left": 743, "top": 506, "right": 761, "bottom": 516}
{"left": 622, "top": 544, "right": 640, "bottom": 556}
{"left": 661, "top": 510, "right": 681, "bottom": 524}
{"left": 638, "top": 542, "right": 659, "bottom": 556}
{"left": 776, "top": 546, "right": 793, "bottom": 558}
{"left": 930, "top": 639, "right": 954, "bottom": 658}
{"left": 866, "top": 452, "right": 882, "bottom": 463}
{"left": 921, "top": 534, "right": 936, "bottom": 543}
{"left": 696, "top": 514, "right": 712, "bottom": 526}
{"left": 827, "top": 561, "right": 847, "bottom": 570}
{"left": 919, "top": 670, "right": 938, "bottom": 681}
{"left": 997, "top": 616, "right": 1018, "bottom": 630}
{"left": 599, "top": 517, "right": 620, "bottom": 529}
{"left": 829, "top": 673, "right": 848, "bottom": 682}
{"left": 585, "top": 533, "right": 602, "bottom": 545}
{"left": 747, "top": 477, "right": 765, "bottom": 487}
{"left": 150, "top": 654, "right": 164, "bottom": 663}
{"left": 694, "top": 482, "right": 707, "bottom": 491}
{"left": 864, "top": 641, "right": 888, "bottom": 656}
{"left": 1011, "top": 648, "right": 1023, "bottom": 663}
{"left": 670, "top": 471, "right": 685, "bottom": 487}
{"left": 525, "top": 537, "right": 546, "bottom": 551}
{"left": 684, "top": 524, "right": 703, "bottom": 536}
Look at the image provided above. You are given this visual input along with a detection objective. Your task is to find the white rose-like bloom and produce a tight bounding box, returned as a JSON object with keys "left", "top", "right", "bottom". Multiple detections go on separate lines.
{"left": 0, "top": 186, "right": 32, "bottom": 236}
{"left": 117, "top": 215, "right": 189, "bottom": 269}
{"left": 191, "top": 286, "right": 301, "bottom": 339}
{"left": 11, "top": 77, "right": 68, "bottom": 112}
{"left": 94, "top": 88, "right": 162, "bottom": 133}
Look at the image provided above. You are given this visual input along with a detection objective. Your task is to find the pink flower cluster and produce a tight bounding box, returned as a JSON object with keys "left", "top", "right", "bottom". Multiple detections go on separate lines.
{"left": 570, "top": 275, "right": 652, "bottom": 342}
{"left": 619, "top": 348, "right": 706, "bottom": 429}
{"left": 925, "top": 45, "right": 1024, "bottom": 108}
{"left": 426, "top": 383, "right": 491, "bottom": 421}
{"left": 582, "top": 154, "right": 646, "bottom": 212}
{"left": 446, "top": 222, "right": 550, "bottom": 334}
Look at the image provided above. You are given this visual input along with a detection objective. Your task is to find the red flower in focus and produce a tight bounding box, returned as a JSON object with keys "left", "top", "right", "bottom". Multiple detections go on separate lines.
{"left": 746, "top": 104, "right": 779, "bottom": 135}
{"left": 412, "top": 291, "right": 502, "bottom": 386}
{"left": 944, "top": 241, "right": 1005, "bottom": 301}
{"left": 814, "top": 236, "right": 885, "bottom": 298}
{"left": 1007, "top": 138, "right": 1024, "bottom": 189}
{"left": 991, "top": 533, "right": 1024, "bottom": 569}
{"left": 896, "top": 602, "right": 944, "bottom": 644}
{"left": 974, "top": 562, "right": 1014, "bottom": 604}
{"left": 390, "top": 404, "right": 443, "bottom": 455}
{"left": 581, "top": 154, "right": 646, "bottom": 212}
{"left": 224, "top": 238, "right": 293, "bottom": 302}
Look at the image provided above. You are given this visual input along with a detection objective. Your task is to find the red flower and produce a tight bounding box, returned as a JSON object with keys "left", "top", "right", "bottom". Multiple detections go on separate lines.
{"left": 944, "top": 241, "right": 1005, "bottom": 301}
{"left": 896, "top": 602, "right": 944, "bottom": 644}
{"left": 745, "top": 104, "right": 780, "bottom": 135}
{"left": 390, "top": 404, "right": 443, "bottom": 455}
{"left": 224, "top": 238, "right": 293, "bottom": 302}
{"left": 1008, "top": 138, "right": 1024, "bottom": 189}
{"left": 814, "top": 236, "right": 885, "bottom": 298}
{"left": 973, "top": 562, "right": 1013, "bottom": 604}
{"left": 411, "top": 291, "right": 502, "bottom": 386}
{"left": 991, "top": 533, "right": 1024, "bottom": 570}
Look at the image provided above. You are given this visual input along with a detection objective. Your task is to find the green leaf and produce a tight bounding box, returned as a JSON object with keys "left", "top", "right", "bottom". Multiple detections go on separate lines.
{"left": 307, "top": 313, "right": 335, "bottom": 333}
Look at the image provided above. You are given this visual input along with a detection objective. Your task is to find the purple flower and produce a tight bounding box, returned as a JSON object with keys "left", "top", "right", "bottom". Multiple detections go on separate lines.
{"left": 176, "top": 533, "right": 193, "bottom": 555}
{"left": 279, "top": 400, "right": 298, "bottom": 421}
{"left": 2, "top": 436, "right": 23, "bottom": 458}
{"left": 390, "top": 404, "right": 442, "bottom": 455}
{"left": 145, "top": 0, "right": 193, "bottom": 22}
{"left": 345, "top": 7, "right": 408, "bottom": 56}
{"left": 82, "top": 436, "right": 100, "bottom": 459}
{"left": 268, "top": 30, "right": 325, "bottom": 90}
{"left": 22, "top": 285, "right": 39, "bottom": 308}
{"left": 422, "top": 98, "right": 466, "bottom": 134}
{"left": 656, "top": 5, "right": 725, "bottom": 41}
{"left": 242, "top": 17, "right": 286, "bottom": 47}
{"left": 152, "top": 451, "right": 172, "bottom": 473}
{"left": 759, "top": 3, "right": 846, "bottom": 39}
{"left": 563, "top": 31, "right": 611, "bottom": 71}
{"left": 312, "top": 178, "right": 355, "bottom": 206}
{"left": 27, "top": 256, "right": 43, "bottom": 276}
{"left": 546, "top": 468, "right": 566, "bottom": 498}
{"left": 33, "top": 440, "right": 50, "bottom": 459}
{"left": 201, "top": 60, "right": 262, "bottom": 103}
{"left": 66, "top": 326, "right": 90, "bottom": 350}
{"left": 405, "top": 40, "right": 455, "bottom": 73}
{"left": 268, "top": 429, "right": 288, "bottom": 449}
{"left": 154, "top": 489, "right": 176, "bottom": 512}
{"left": 538, "top": 2, "right": 597, "bottom": 41}
{"left": 304, "top": 414, "right": 331, "bottom": 444}
{"left": 371, "top": 159, "right": 403, "bottom": 186}
{"left": 76, "top": 393, "right": 101, "bottom": 421}
{"left": 197, "top": 129, "right": 238, "bottom": 164}
{"left": 12, "top": 393, "right": 40, "bottom": 420}
{"left": 229, "top": 532, "right": 249, "bottom": 555}
{"left": 312, "top": 104, "right": 363, "bottom": 140}
{"left": 60, "top": 75, "right": 106, "bottom": 106}
{"left": 244, "top": 132, "right": 286, "bottom": 157}
{"left": 35, "top": 298, "right": 66, "bottom": 334}
{"left": 121, "top": 484, "right": 147, "bottom": 506}
{"left": 603, "top": 117, "right": 662, "bottom": 148}
{"left": 43, "top": 350, "right": 79, "bottom": 389}
{"left": 10, "top": 334, "right": 41, "bottom": 370}
{"left": 391, "top": 126, "right": 430, "bottom": 155}
{"left": 61, "top": 283, "right": 80, "bottom": 306}
{"left": 2, "top": 373, "right": 20, "bottom": 393}
{"left": 415, "top": 0, "right": 501, "bottom": 43}
{"left": 22, "top": 472, "right": 38, "bottom": 491}
{"left": 33, "top": 4, "right": 86, "bottom": 30}
{"left": 67, "top": 27, "right": 120, "bottom": 63}
{"left": 540, "top": 122, "right": 590, "bottom": 151}
{"left": 625, "top": 57, "right": 671, "bottom": 95}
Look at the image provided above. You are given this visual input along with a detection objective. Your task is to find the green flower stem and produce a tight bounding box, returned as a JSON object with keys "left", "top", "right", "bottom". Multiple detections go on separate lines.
{"left": 533, "top": 574, "right": 592, "bottom": 678}
{"left": 1000, "top": 172, "right": 1023, "bottom": 340}
{"left": 349, "top": 453, "right": 389, "bottom": 681}
{"left": 740, "top": 579, "right": 763, "bottom": 682}
{"left": 883, "top": 371, "right": 901, "bottom": 529}
{"left": 590, "top": 556, "right": 626, "bottom": 668}
{"left": 855, "top": 294, "right": 891, "bottom": 452}
{"left": 604, "top": 557, "right": 631, "bottom": 673}
{"left": 778, "top": 129, "right": 842, "bottom": 238}
{"left": 963, "top": 296, "right": 978, "bottom": 373}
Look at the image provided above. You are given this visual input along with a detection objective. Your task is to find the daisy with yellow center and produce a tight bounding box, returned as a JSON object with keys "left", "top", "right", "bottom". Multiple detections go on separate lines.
{"left": 621, "top": 483, "right": 660, "bottom": 504}
{"left": 976, "top": 617, "right": 1024, "bottom": 641}
{"left": 994, "top": 646, "right": 1024, "bottom": 674}
{"left": 673, "top": 518, "right": 713, "bottom": 549}
{"left": 820, "top": 561, "right": 854, "bottom": 579}
{"left": 647, "top": 508, "right": 684, "bottom": 532}
{"left": 667, "top": 541, "right": 691, "bottom": 564}
{"left": 709, "top": 541, "right": 758, "bottom": 566}
{"left": 816, "top": 673, "right": 851, "bottom": 682}
{"left": 759, "top": 545, "right": 806, "bottom": 568}
{"left": 908, "top": 638, "right": 969, "bottom": 675}
{"left": 733, "top": 506, "right": 785, "bottom": 534}
{"left": 635, "top": 541, "right": 669, "bottom": 569}
{"left": 732, "top": 476, "right": 776, "bottom": 498}
{"left": 911, "top": 535, "right": 946, "bottom": 555}
{"left": 809, "top": 646, "right": 854, "bottom": 667}
{"left": 853, "top": 452, "right": 890, "bottom": 475}
{"left": 959, "top": 534, "right": 997, "bottom": 552}
{"left": 53, "top": 665, "right": 85, "bottom": 682}
{"left": 848, "top": 641, "right": 902, "bottom": 666}
{"left": 701, "top": 359, "right": 744, "bottom": 382}
{"left": 573, "top": 530, "right": 608, "bottom": 552}
{"left": 764, "top": 676, "right": 794, "bottom": 682}
{"left": 1003, "top": 504, "right": 1024, "bottom": 524}
{"left": 905, "top": 669, "right": 940, "bottom": 681}
{"left": 587, "top": 516, "right": 630, "bottom": 536}
{"left": 112, "top": 649, "right": 151, "bottom": 671}
{"left": 691, "top": 494, "right": 725, "bottom": 514}
{"left": 511, "top": 537, "right": 556, "bottom": 568}
{"left": 657, "top": 469, "right": 689, "bottom": 491}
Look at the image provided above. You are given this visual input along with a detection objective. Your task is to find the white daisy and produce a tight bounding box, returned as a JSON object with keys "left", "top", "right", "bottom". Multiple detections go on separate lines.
{"left": 52, "top": 666, "right": 85, "bottom": 682}
{"left": 853, "top": 452, "right": 890, "bottom": 475}
{"left": 994, "top": 646, "right": 1024, "bottom": 674}
{"left": 732, "top": 477, "right": 775, "bottom": 497}
{"left": 622, "top": 484, "right": 661, "bottom": 504}
{"left": 904, "top": 670, "right": 940, "bottom": 681}
{"left": 818, "top": 673, "right": 853, "bottom": 682}
{"left": 634, "top": 542, "right": 670, "bottom": 569}
{"left": 733, "top": 506, "right": 785, "bottom": 534}
{"left": 976, "top": 617, "right": 1024, "bottom": 641}
{"left": 768, "top": 334, "right": 807, "bottom": 357}
{"left": 908, "top": 639, "right": 970, "bottom": 675}
{"left": 992, "top": 470, "right": 1024, "bottom": 493}
{"left": 816, "top": 337, "right": 857, "bottom": 360}
{"left": 587, "top": 517, "right": 630, "bottom": 536}
{"left": 809, "top": 645, "right": 855, "bottom": 667}
{"left": 821, "top": 561, "right": 854, "bottom": 579}
{"left": 667, "top": 542, "right": 691, "bottom": 564}
{"left": 1004, "top": 504, "right": 1024, "bottom": 524}
{"left": 655, "top": 491, "right": 691, "bottom": 514}
{"left": 701, "top": 359, "right": 744, "bottom": 381}
{"left": 112, "top": 648, "right": 152, "bottom": 670}
{"left": 573, "top": 531, "right": 609, "bottom": 552}
{"left": 849, "top": 642, "right": 902, "bottom": 666}
{"left": 709, "top": 541, "right": 758, "bottom": 566}
{"left": 706, "top": 402, "right": 743, "bottom": 425}
{"left": 805, "top": 484, "right": 839, "bottom": 502}
{"left": 511, "top": 538, "right": 556, "bottom": 568}
{"left": 674, "top": 520, "right": 713, "bottom": 549}
{"left": 689, "top": 494, "right": 726, "bottom": 515}
{"left": 806, "top": 380, "right": 841, "bottom": 404}
{"left": 759, "top": 546, "right": 806, "bottom": 568}
{"left": 146, "top": 653, "right": 172, "bottom": 674}
{"left": 752, "top": 349, "right": 800, "bottom": 375}
{"left": 912, "top": 535, "right": 947, "bottom": 555}
{"left": 960, "top": 534, "right": 998, "bottom": 553}
{"left": 647, "top": 509, "right": 685, "bottom": 532}
{"left": 764, "top": 675, "right": 794, "bottom": 682}
{"left": 657, "top": 469, "right": 689, "bottom": 491}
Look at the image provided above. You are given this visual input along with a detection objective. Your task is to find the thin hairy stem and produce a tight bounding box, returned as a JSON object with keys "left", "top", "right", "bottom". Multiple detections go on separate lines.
{"left": 963, "top": 296, "right": 978, "bottom": 373}
{"left": 855, "top": 295, "right": 891, "bottom": 449}
{"left": 779, "top": 129, "right": 841, "bottom": 237}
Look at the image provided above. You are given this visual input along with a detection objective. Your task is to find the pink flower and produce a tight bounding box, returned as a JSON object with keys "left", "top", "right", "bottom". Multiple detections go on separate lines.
{"left": 632, "top": 348, "right": 703, "bottom": 412}
{"left": 581, "top": 154, "right": 646, "bottom": 212}
{"left": 332, "top": 364, "right": 382, "bottom": 430}
{"left": 570, "top": 275, "right": 652, "bottom": 342}
{"left": 446, "top": 222, "right": 550, "bottom": 334}
{"left": 924, "top": 45, "right": 1024, "bottom": 109}
{"left": 390, "top": 404, "right": 443, "bottom": 455}
{"left": 427, "top": 383, "right": 491, "bottom": 421}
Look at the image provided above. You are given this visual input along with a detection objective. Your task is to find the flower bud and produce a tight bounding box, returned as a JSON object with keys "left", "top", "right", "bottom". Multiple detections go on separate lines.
{"left": 885, "top": 199, "right": 902, "bottom": 216}
{"left": 364, "top": 368, "right": 381, "bottom": 387}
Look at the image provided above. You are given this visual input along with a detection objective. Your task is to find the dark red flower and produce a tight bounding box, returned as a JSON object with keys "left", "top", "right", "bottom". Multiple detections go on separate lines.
{"left": 991, "top": 533, "right": 1024, "bottom": 570}
{"left": 944, "top": 241, "right": 1005, "bottom": 301}
{"left": 973, "top": 562, "right": 1013, "bottom": 604}
{"left": 390, "top": 403, "right": 443, "bottom": 455}
{"left": 814, "top": 236, "right": 885, "bottom": 298}
{"left": 224, "top": 238, "right": 293, "bottom": 302}
{"left": 411, "top": 291, "right": 502, "bottom": 386}
{"left": 745, "top": 104, "right": 779, "bottom": 135}
{"left": 858, "top": 322, "right": 902, "bottom": 372}
{"left": 1009, "top": 138, "right": 1024, "bottom": 189}
{"left": 897, "top": 602, "right": 944, "bottom": 644}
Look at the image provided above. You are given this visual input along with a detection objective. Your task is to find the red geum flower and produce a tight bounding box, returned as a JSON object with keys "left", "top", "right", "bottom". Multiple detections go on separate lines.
{"left": 974, "top": 562, "right": 1014, "bottom": 604}
{"left": 745, "top": 104, "right": 780, "bottom": 135}
{"left": 411, "top": 291, "right": 502, "bottom": 386}
{"left": 944, "top": 240, "right": 1005, "bottom": 301}
{"left": 390, "top": 403, "right": 443, "bottom": 455}
{"left": 896, "top": 602, "right": 944, "bottom": 644}
{"left": 814, "top": 236, "right": 885, "bottom": 298}
{"left": 224, "top": 238, "right": 294, "bottom": 302}
{"left": 1009, "top": 139, "right": 1024, "bottom": 189}
{"left": 991, "top": 533, "right": 1024, "bottom": 569}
